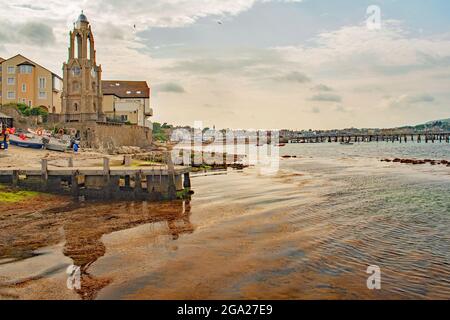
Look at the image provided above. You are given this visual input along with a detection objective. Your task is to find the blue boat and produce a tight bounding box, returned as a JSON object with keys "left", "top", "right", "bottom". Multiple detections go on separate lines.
{"left": 9, "top": 134, "right": 43, "bottom": 149}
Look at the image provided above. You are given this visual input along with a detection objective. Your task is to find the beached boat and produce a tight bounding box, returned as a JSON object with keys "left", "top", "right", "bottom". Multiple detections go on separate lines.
{"left": 9, "top": 134, "right": 44, "bottom": 149}
{"left": 42, "top": 137, "right": 70, "bottom": 152}
{"left": 340, "top": 142, "right": 354, "bottom": 146}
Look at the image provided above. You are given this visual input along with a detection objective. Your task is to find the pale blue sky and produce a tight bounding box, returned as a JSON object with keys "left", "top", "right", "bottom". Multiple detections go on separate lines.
{"left": 0, "top": 0, "right": 449, "bottom": 129}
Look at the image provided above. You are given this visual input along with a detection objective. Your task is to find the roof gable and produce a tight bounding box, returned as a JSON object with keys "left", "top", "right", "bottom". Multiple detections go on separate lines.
{"left": 3, "top": 54, "right": 62, "bottom": 80}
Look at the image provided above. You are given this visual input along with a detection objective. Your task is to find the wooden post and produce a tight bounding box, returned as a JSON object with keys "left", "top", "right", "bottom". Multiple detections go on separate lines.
{"left": 124, "top": 155, "right": 132, "bottom": 167}
{"left": 103, "top": 157, "right": 111, "bottom": 193}
{"left": 166, "top": 152, "right": 177, "bottom": 200}
{"left": 183, "top": 172, "right": 191, "bottom": 189}
{"left": 12, "top": 170, "right": 19, "bottom": 188}
{"left": 41, "top": 159, "right": 48, "bottom": 182}
{"left": 135, "top": 171, "right": 143, "bottom": 194}
{"left": 103, "top": 157, "right": 110, "bottom": 175}
{"left": 71, "top": 170, "right": 79, "bottom": 197}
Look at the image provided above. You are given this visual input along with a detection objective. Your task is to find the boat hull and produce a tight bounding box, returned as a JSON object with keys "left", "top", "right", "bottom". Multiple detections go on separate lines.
{"left": 9, "top": 136, "right": 43, "bottom": 149}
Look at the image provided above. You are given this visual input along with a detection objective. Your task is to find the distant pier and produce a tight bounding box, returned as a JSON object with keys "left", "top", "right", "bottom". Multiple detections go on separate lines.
{"left": 0, "top": 156, "right": 192, "bottom": 201}
{"left": 288, "top": 132, "right": 450, "bottom": 144}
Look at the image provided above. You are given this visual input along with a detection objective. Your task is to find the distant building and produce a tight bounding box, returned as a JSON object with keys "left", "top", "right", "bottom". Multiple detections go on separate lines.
{"left": 0, "top": 54, "right": 62, "bottom": 113}
{"left": 102, "top": 81, "right": 153, "bottom": 128}
{"left": 61, "top": 12, "right": 105, "bottom": 123}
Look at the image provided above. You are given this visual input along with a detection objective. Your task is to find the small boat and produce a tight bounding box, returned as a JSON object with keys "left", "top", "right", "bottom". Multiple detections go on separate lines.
{"left": 42, "top": 137, "right": 70, "bottom": 152}
{"left": 45, "top": 141, "right": 69, "bottom": 152}
{"left": 277, "top": 143, "right": 286, "bottom": 147}
{"left": 340, "top": 142, "right": 354, "bottom": 146}
{"left": 9, "top": 134, "right": 44, "bottom": 149}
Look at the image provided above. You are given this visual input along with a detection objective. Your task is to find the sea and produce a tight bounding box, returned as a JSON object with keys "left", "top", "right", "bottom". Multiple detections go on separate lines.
{"left": 0, "top": 141, "right": 449, "bottom": 299}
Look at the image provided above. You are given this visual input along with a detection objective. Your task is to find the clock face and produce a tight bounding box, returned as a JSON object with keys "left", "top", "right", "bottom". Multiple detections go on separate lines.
{"left": 72, "top": 67, "right": 81, "bottom": 76}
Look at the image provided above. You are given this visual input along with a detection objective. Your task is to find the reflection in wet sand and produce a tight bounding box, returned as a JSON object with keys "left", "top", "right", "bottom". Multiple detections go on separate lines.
{"left": 0, "top": 200, "right": 193, "bottom": 300}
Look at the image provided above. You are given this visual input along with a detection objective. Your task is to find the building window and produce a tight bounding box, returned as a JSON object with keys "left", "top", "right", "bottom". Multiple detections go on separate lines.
{"left": 19, "top": 65, "right": 33, "bottom": 74}
{"left": 7, "top": 91, "right": 15, "bottom": 99}
{"left": 22, "top": 83, "right": 26, "bottom": 92}
{"left": 7, "top": 77, "right": 15, "bottom": 85}
{"left": 29, "top": 101, "right": 32, "bottom": 107}
{"left": 7, "top": 66, "right": 15, "bottom": 74}
{"left": 38, "top": 91, "right": 47, "bottom": 99}
{"left": 39, "top": 77, "right": 46, "bottom": 89}
{"left": 74, "top": 103, "right": 78, "bottom": 112}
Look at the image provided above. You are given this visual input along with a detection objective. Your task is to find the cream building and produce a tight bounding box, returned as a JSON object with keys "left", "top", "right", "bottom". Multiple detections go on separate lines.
{"left": 0, "top": 54, "right": 62, "bottom": 113}
{"left": 102, "top": 80, "right": 153, "bottom": 128}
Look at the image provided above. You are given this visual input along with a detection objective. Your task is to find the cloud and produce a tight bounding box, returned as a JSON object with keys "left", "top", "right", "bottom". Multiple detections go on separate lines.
{"left": 156, "top": 82, "right": 186, "bottom": 93}
{"left": 407, "top": 94, "right": 435, "bottom": 104}
{"left": 18, "top": 22, "right": 56, "bottom": 46}
{"left": 310, "top": 93, "right": 342, "bottom": 102}
{"left": 164, "top": 48, "right": 287, "bottom": 76}
{"left": 312, "top": 84, "right": 333, "bottom": 91}
{"left": 334, "top": 105, "right": 348, "bottom": 112}
{"left": 0, "top": 21, "right": 55, "bottom": 46}
{"left": 276, "top": 71, "right": 310, "bottom": 83}
{"left": 311, "top": 106, "right": 321, "bottom": 113}
{"left": 383, "top": 94, "right": 436, "bottom": 109}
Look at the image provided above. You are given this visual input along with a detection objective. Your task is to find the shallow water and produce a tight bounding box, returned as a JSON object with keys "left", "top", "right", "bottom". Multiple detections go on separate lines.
{"left": 0, "top": 142, "right": 449, "bottom": 300}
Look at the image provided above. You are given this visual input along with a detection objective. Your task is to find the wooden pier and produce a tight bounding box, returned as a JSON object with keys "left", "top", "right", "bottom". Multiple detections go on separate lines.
{"left": 288, "top": 132, "right": 450, "bottom": 144}
{"left": 0, "top": 156, "right": 192, "bottom": 201}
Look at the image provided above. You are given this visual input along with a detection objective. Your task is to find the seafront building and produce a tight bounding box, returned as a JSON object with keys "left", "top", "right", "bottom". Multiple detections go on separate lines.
{"left": 0, "top": 12, "right": 153, "bottom": 129}
{"left": 102, "top": 80, "right": 153, "bottom": 127}
{"left": 0, "top": 54, "right": 63, "bottom": 114}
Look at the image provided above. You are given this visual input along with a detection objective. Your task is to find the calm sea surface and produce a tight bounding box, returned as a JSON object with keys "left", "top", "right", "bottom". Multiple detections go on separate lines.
{"left": 0, "top": 142, "right": 449, "bottom": 299}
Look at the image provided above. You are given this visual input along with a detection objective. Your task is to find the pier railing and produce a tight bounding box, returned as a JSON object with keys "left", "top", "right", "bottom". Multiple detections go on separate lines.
{"left": 288, "top": 132, "right": 450, "bottom": 144}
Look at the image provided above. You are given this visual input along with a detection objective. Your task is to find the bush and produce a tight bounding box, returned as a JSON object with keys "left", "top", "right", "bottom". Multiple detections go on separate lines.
{"left": 8, "top": 103, "right": 49, "bottom": 117}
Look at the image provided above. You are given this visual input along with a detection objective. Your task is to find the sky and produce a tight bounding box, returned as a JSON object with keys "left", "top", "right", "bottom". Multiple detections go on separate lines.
{"left": 0, "top": 0, "right": 449, "bottom": 130}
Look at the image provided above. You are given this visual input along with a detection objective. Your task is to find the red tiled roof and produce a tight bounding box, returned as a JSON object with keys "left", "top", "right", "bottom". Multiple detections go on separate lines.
{"left": 102, "top": 80, "right": 150, "bottom": 98}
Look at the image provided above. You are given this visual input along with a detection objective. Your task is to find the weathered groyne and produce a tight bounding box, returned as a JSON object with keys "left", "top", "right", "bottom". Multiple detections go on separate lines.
{"left": 0, "top": 157, "right": 192, "bottom": 201}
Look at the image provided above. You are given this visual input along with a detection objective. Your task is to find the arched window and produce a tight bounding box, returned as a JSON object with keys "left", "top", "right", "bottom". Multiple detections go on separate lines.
{"left": 75, "top": 34, "right": 82, "bottom": 59}
{"left": 87, "top": 35, "right": 94, "bottom": 61}
{"left": 52, "top": 107, "right": 56, "bottom": 114}
{"left": 93, "top": 103, "right": 97, "bottom": 112}
{"left": 74, "top": 103, "right": 78, "bottom": 112}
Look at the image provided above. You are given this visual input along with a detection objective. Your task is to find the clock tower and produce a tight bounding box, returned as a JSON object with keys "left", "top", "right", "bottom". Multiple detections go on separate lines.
{"left": 61, "top": 12, "right": 105, "bottom": 122}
